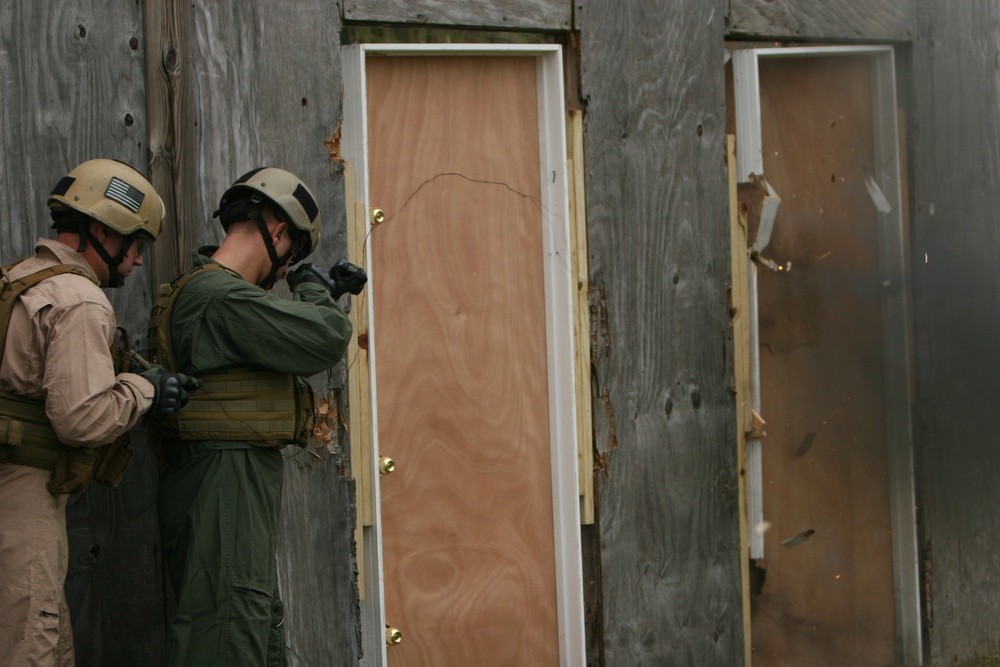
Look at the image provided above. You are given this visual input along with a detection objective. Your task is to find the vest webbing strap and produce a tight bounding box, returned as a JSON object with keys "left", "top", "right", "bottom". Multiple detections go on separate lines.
{"left": 148, "top": 262, "right": 238, "bottom": 371}
{"left": 148, "top": 263, "right": 315, "bottom": 446}
{"left": 0, "top": 261, "right": 131, "bottom": 492}
{"left": 0, "top": 261, "right": 96, "bottom": 370}
{"left": 0, "top": 261, "right": 97, "bottom": 460}
{"left": 157, "top": 368, "right": 315, "bottom": 443}
{"left": 0, "top": 390, "right": 60, "bottom": 468}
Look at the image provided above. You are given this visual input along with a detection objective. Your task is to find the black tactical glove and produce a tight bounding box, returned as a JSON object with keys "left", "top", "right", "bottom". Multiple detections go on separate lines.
{"left": 287, "top": 260, "right": 367, "bottom": 300}
{"left": 328, "top": 259, "right": 367, "bottom": 299}
{"left": 140, "top": 365, "right": 203, "bottom": 417}
{"left": 287, "top": 262, "right": 336, "bottom": 293}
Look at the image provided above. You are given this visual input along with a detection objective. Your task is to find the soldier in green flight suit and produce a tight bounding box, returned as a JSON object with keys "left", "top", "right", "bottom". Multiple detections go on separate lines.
{"left": 150, "top": 167, "right": 367, "bottom": 667}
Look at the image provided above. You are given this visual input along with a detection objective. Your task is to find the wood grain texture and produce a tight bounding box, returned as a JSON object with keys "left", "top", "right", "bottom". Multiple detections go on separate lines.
{"left": 727, "top": 135, "right": 754, "bottom": 667}
{"left": 144, "top": 0, "right": 196, "bottom": 287}
{"left": 188, "top": 3, "right": 361, "bottom": 664}
{"left": 0, "top": 3, "right": 165, "bottom": 665}
{"left": 568, "top": 110, "right": 596, "bottom": 526}
{"left": 577, "top": 1, "right": 743, "bottom": 664}
{"left": 343, "top": 0, "right": 571, "bottom": 31}
{"left": 909, "top": 1, "right": 1000, "bottom": 662}
{"left": 728, "top": 0, "right": 914, "bottom": 41}
{"left": 751, "top": 55, "right": 895, "bottom": 667}
{"left": 0, "top": 3, "right": 149, "bottom": 264}
{"left": 367, "top": 56, "right": 559, "bottom": 666}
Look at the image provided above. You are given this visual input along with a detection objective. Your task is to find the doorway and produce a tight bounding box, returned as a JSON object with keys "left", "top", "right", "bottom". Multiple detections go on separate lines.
{"left": 342, "top": 44, "right": 585, "bottom": 667}
{"left": 728, "top": 46, "right": 921, "bottom": 666}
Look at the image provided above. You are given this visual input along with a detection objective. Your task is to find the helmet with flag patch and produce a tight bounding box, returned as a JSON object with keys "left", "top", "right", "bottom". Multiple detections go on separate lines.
{"left": 47, "top": 159, "right": 164, "bottom": 241}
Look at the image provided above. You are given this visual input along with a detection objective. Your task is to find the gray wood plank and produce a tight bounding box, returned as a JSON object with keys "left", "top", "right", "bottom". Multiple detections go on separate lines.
{"left": 909, "top": 1, "right": 1000, "bottom": 663}
{"left": 0, "top": 3, "right": 164, "bottom": 665}
{"left": 189, "top": 3, "right": 361, "bottom": 664}
{"left": 145, "top": 0, "right": 197, "bottom": 288}
{"left": 0, "top": 3, "right": 150, "bottom": 265}
{"left": 343, "top": 0, "right": 571, "bottom": 30}
{"left": 728, "top": 0, "right": 915, "bottom": 41}
{"left": 279, "top": 385, "right": 362, "bottom": 666}
{"left": 577, "top": 0, "right": 743, "bottom": 664}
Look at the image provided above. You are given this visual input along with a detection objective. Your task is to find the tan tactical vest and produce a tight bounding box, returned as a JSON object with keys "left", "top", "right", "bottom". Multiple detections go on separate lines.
{"left": 0, "top": 261, "right": 133, "bottom": 494}
{"left": 147, "top": 263, "right": 315, "bottom": 447}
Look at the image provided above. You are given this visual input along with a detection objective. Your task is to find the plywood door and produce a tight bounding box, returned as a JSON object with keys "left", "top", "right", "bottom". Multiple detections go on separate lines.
{"left": 749, "top": 56, "right": 896, "bottom": 666}
{"left": 365, "top": 56, "right": 560, "bottom": 666}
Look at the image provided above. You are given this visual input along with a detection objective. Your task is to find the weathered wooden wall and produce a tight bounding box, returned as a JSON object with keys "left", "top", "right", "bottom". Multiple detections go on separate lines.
{"left": 343, "top": 0, "right": 571, "bottom": 31}
{"left": 908, "top": 0, "right": 1000, "bottom": 662}
{"left": 0, "top": 2, "right": 165, "bottom": 664}
{"left": 1, "top": 1, "right": 362, "bottom": 665}
{"left": 12, "top": 0, "right": 1000, "bottom": 665}
{"left": 730, "top": 0, "right": 1000, "bottom": 663}
{"left": 577, "top": 1, "right": 744, "bottom": 664}
{"left": 728, "top": 0, "right": 915, "bottom": 41}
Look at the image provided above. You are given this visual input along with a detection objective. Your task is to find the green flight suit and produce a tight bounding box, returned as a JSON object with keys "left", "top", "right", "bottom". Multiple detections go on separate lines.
{"left": 157, "top": 248, "right": 352, "bottom": 667}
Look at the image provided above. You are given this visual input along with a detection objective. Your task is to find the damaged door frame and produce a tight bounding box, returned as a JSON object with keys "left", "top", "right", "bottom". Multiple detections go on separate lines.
{"left": 731, "top": 45, "right": 922, "bottom": 666}
{"left": 341, "top": 43, "right": 586, "bottom": 667}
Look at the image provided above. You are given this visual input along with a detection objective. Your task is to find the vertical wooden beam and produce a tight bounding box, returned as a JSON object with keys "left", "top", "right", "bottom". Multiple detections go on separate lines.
{"left": 577, "top": 1, "right": 742, "bottom": 662}
{"left": 353, "top": 203, "right": 374, "bottom": 532}
{"left": 144, "top": 0, "right": 195, "bottom": 287}
{"left": 567, "top": 109, "right": 595, "bottom": 526}
{"left": 344, "top": 163, "right": 374, "bottom": 599}
{"left": 727, "top": 134, "right": 753, "bottom": 667}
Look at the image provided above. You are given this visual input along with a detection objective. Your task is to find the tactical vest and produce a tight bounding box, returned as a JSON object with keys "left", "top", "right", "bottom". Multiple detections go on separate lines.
{"left": 147, "top": 263, "right": 315, "bottom": 447}
{"left": 0, "top": 260, "right": 133, "bottom": 494}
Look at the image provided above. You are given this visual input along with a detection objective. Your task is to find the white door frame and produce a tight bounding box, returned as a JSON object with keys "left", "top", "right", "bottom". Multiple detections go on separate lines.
{"left": 731, "top": 45, "right": 922, "bottom": 665}
{"left": 342, "top": 43, "right": 586, "bottom": 667}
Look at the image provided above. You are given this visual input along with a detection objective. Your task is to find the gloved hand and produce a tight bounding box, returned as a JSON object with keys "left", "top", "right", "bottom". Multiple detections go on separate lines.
{"left": 139, "top": 365, "right": 203, "bottom": 417}
{"left": 287, "top": 262, "right": 336, "bottom": 293}
{"left": 287, "top": 260, "right": 367, "bottom": 300}
{"left": 328, "top": 259, "right": 367, "bottom": 299}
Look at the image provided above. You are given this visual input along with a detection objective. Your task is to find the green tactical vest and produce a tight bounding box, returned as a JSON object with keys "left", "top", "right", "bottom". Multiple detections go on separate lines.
{"left": 0, "top": 260, "right": 133, "bottom": 494}
{"left": 147, "top": 263, "right": 315, "bottom": 447}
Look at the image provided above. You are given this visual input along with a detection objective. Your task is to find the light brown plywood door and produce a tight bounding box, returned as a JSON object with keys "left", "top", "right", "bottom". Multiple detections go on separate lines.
{"left": 746, "top": 55, "right": 898, "bottom": 666}
{"left": 365, "top": 55, "right": 560, "bottom": 666}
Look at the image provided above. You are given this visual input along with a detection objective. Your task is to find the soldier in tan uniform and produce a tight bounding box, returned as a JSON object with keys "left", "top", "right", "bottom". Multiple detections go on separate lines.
{"left": 0, "top": 159, "right": 200, "bottom": 667}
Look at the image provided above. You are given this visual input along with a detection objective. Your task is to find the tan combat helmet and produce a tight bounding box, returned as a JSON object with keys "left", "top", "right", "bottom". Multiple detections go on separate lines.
{"left": 215, "top": 167, "right": 322, "bottom": 261}
{"left": 48, "top": 158, "right": 165, "bottom": 242}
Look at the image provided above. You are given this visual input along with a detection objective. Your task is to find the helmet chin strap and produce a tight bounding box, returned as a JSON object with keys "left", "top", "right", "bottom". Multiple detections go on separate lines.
{"left": 217, "top": 196, "right": 294, "bottom": 289}
{"left": 52, "top": 214, "right": 135, "bottom": 288}
{"left": 253, "top": 216, "right": 294, "bottom": 290}
{"left": 85, "top": 226, "right": 131, "bottom": 288}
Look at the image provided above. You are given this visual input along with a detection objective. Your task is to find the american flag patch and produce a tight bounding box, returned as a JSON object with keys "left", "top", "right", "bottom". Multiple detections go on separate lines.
{"left": 104, "top": 176, "right": 145, "bottom": 213}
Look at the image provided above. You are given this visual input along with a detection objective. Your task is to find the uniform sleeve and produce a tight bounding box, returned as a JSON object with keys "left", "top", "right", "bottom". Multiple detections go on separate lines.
{"left": 191, "top": 280, "right": 353, "bottom": 377}
{"left": 41, "top": 301, "right": 155, "bottom": 447}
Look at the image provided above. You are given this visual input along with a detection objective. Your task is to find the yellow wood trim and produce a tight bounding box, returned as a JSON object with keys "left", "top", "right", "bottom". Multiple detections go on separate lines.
{"left": 728, "top": 134, "right": 753, "bottom": 667}
{"left": 345, "top": 163, "right": 373, "bottom": 599}
{"left": 354, "top": 200, "right": 374, "bottom": 531}
{"left": 567, "top": 110, "right": 594, "bottom": 525}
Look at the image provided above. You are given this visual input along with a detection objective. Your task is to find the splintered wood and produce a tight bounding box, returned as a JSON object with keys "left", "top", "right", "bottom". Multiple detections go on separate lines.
{"left": 313, "top": 395, "right": 340, "bottom": 456}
